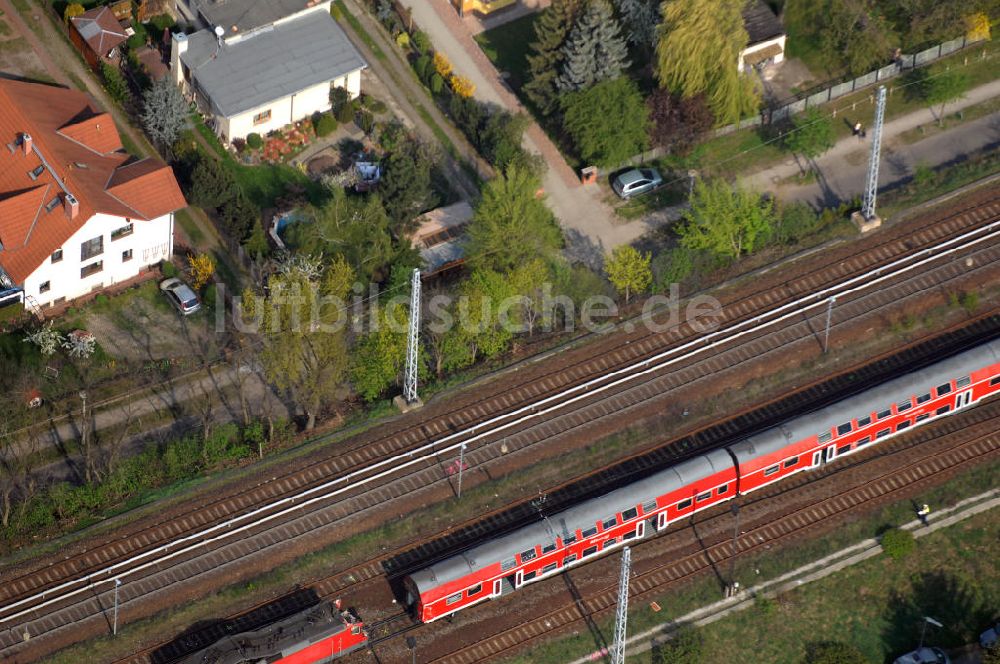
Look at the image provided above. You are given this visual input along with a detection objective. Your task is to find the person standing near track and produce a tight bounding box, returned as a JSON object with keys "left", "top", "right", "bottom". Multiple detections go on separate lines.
{"left": 917, "top": 503, "right": 931, "bottom": 526}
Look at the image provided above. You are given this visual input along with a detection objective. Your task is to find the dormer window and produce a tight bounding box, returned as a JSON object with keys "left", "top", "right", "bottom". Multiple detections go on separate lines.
{"left": 45, "top": 196, "right": 61, "bottom": 213}
{"left": 28, "top": 164, "right": 44, "bottom": 180}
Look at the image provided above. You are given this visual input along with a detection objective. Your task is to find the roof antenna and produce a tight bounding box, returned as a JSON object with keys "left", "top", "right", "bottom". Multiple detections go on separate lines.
{"left": 214, "top": 24, "right": 224, "bottom": 47}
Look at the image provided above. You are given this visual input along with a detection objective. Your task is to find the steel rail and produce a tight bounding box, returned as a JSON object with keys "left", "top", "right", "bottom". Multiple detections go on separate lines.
{"left": 2, "top": 215, "right": 999, "bottom": 629}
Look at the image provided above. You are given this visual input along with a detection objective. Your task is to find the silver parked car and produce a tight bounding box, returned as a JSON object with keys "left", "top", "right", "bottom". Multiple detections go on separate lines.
{"left": 893, "top": 647, "right": 950, "bottom": 664}
{"left": 160, "top": 278, "right": 202, "bottom": 315}
{"left": 612, "top": 167, "right": 663, "bottom": 199}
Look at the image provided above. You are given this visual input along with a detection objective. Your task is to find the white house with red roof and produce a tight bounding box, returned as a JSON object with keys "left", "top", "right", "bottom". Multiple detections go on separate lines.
{"left": 0, "top": 80, "right": 186, "bottom": 313}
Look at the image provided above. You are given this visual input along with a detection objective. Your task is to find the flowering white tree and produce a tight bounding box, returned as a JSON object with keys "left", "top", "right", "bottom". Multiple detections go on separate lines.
{"left": 63, "top": 331, "right": 97, "bottom": 359}
{"left": 24, "top": 322, "right": 63, "bottom": 356}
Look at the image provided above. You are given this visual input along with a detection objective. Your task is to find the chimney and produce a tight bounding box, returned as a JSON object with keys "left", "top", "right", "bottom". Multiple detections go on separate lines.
{"left": 21, "top": 132, "right": 31, "bottom": 155}
{"left": 170, "top": 32, "right": 188, "bottom": 86}
{"left": 64, "top": 193, "right": 79, "bottom": 220}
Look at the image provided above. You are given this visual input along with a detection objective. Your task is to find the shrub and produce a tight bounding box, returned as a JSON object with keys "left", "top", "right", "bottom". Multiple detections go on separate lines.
{"left": 414, "top": 54, "right": 431, "bottom": 81}
{"left": 430, "top": 72, "right": 444, "bottom": 95}
{"left": 101, "top": 62, "right": 130, "bottom": 105}
{"left": 653, "top": 246, "right": 696, "bottom": 289}
{"left": 127, "top": 21, "right": 148, "bottom": 50}
{"left": 146, "top": 13, "right": 175, "bottom": 35}
{"left": 232, "top": 137, "right": 247, "bottom": 153}
{"left": 412, "top": 30, "right": 431, "bottom": 54}
{"left": 161, "top": 260, "right": 178, "bottom": 278}
{"left": 63, "top": 3, "right": 84, "bottom": 25}
{"left": 432, "top": 52, "right": 452, "bottom": 78}
{"left": 881, "top": 527, "right": 915, "bottom": 560}
{"left": 246, "top": 132, "right": 263, "bottom": 150}
{"left": 395, "top": 32, "right": 410, "bottom": 48}
{"left": 357, "top": 110, "right": 375, "bottom": 134}
{"left": 336, "top": 99, "right": 356, "bottom": 123}
{"left": 330, "top": 86, "right": 352, "bottom": 114}
{"left": 656, "top": 627, "right": 703, "bottom": 664}
{"left": 802, "top": 642, "right": 868, "bottom": 664}
{"left": 314, "top": 113, "right": 337, "bottom": 137}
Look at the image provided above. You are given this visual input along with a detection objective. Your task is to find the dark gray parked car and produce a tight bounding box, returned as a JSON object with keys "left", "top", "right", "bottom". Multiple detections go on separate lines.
{"left": 612, "top": 167, "right": 663, "bottom": 199}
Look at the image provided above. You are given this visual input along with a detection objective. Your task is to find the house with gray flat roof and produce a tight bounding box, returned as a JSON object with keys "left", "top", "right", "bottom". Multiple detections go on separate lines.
{"left": 169, "top": 0, "right": 366, "bottom": 143}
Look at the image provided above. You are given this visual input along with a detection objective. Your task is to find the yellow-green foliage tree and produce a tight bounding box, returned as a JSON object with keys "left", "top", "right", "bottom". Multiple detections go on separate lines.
{"left": 450, "top": 74, "right": 475, "bottom": 98}
{"left": 604, "top": 245, "right": 652, "bottom": 304}
{"left": 966, "top": 12, "right": 990, "bottom": 41}
{"left": 64, "top": 3, "right": 85, "bottom": 25}
{"left": 433, "top": 52, "right": 452, "bottom": 79}
{"left": 187, "top": 253, "right": 216, "bottom": 290}
{"left": 655, "top": 0, "right": 759, "bottom": 126}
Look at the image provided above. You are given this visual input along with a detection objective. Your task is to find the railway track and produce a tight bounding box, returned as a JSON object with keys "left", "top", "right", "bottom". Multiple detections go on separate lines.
{"left": 425, "top": 413, "right": 1000, "bottom": 664}
{"left": 2, "top": 192, "right": 1000, "bottom": 661}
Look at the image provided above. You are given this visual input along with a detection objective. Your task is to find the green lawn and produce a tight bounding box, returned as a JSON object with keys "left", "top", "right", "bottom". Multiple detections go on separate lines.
{"left": 474, "top": 13, "right": 538, "bottom": 89}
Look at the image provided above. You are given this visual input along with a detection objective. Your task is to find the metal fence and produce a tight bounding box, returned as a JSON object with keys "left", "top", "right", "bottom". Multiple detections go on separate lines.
{"left": 713, "top": 34, "right": 987, "bottom": 136}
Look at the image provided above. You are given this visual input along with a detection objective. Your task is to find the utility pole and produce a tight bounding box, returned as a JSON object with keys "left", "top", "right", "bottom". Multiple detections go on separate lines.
{"left": 611, "top": 547, "right": 631, "bottom": 664}
{"left": 727, "top": 503, "right": 741, "bottom": 597}
{"left": 403, "top": 269, "right": 421, "bottom": 406}
{"left": 822, "top": 296, "right": 836, "bottom": 353}
{"left": 456, "top": 442, "right": 467, "bottom": 498}
{"left": 112, "top": 578, "right": 121, "bottom": 636}
{"left": 853, "top": 85, "right": 887, "bottom": 231}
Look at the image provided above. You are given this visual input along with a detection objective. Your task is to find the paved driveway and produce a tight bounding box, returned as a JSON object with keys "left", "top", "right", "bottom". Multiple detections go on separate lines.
{"left": 398, "top": 0, "right": 651, "bottom": 256}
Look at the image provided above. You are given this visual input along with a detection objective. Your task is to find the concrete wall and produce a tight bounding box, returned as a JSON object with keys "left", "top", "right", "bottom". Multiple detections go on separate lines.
{"left": 738, "top": 35, "right": 786, "bottom": 73}
{"left": 23, "top": 212, "right": 173, "bottom": 308}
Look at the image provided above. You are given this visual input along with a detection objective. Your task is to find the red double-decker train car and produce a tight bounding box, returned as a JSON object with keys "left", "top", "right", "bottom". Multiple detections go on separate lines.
{"left": 181, "top": 602, "right": 367, "bottom": 664}
{"left": 405, "top": 339, "right": 1000, "bottom": 622}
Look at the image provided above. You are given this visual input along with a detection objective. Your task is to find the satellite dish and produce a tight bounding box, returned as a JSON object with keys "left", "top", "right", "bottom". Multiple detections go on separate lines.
{"left": 214, "top": 25, "right": 224, "bottom": 37}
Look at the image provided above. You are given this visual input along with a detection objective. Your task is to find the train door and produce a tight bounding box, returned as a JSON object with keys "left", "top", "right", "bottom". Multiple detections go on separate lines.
{"left": 492, "top": 579, "right": 502, "bottom": 597}
{"left": 515, "top": 570, "right": 524, "bottom": 588}
{"left": 956, "top": 391, "right": 973, "bottom": 409}
{"left": 811, "top": 450, "right": 822, "bottom": 468}
{"left": 636, "top": 521, "right": 646, "bottom": 539}
{"left": 657, "top": 512, "right": 668, "bottom": 531}
{"left": 824, "top": 445, "right": 836, "bottom": 462}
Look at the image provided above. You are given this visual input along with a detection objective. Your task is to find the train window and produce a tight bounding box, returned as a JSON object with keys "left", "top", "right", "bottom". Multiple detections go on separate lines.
{"left": 877, "top": 408, "right": 892, "bottom": 420}
{"left": 563, "top": 535, "right": 576, "bottom": 546}
{"left": 896, "top": 420, "right": 911, "bottom": 431}
{"left": 542, "top": 543, "right": 557, "bottom": 554}
{"left": 957, "top": 376, "right": 971, "bottom": 388}
{"left": 623, "top": 529, "right": 636, "bottom": 541}
{"left": 783, "top": 456, "right": 799, "bottom": 468}
{"left": 877, "top": 428, "right": 891, "bottom": 438}
{"left": 857, "top": 436, "right": 871, "bottom": 446}
{"left": 697, "top": 491, "right": 712, "bottom": 502}
{"left": 838, "top": 444, "right": 851, "bottom": 455}
{"left": 897, "top": 399, "right": 912, "bottom": 412}
{"left": 642, "top": 500, "right": 657, "bottom": 514}
{"left": 542, "top": 563, "right": 558, "bottom": 574}
{"left": 764, "top": 465, "right": 780, "bottom": 476}
{"left": 818, "top": 431, "right": 832, "bottom": 444}
{"left": 446, "top": 593, "right": 462, "bottom": 605}
{"left": 837, "top": 422, "right": 852, "bottom": 435}
{"left": 857, "top": 416, "right": 872, "bottom": 428}
{"left": 582, "top": 546, "right": 598, "bottom": 558}
{"left": 916, "top": 393, "right": 931, "bottom": 404}
{"left": 520, "top": 548, "right": 537, "bottom": 562}
{"left": 915, "top": 413, "right": 929, "bottom": 423}
{"left": 622, "top": 507, "right": 638, "bottom": 522}
{"left": 602, "top": 517, "right": 617, "bottom": 530}
{"left": 604, "top": 538, "right": 617, "bottom": 548}
{"left": 677, "top": 498, "right": 692, "bottom": 510}
{"left": 990, "top": 376, "right": 1000, "bottom": 386}
{"left": 468, "top": 584, "right": 482, "bottom": 596}
{"left": 564, "top": 554, "right": 577, "bottom": 564}
{"left": 936, "top": 405, "right": 950, "bottom": 415}
{"left": 582, "top": 526, "right": 598, "bottom": 538}
{"left": 717, "top": 484, "right": 728, "bottom": 495}
{"left": 523, "top": 571, "right": 536, "bottom": 582}
{"left": 501, "top": 558, "right": 517, "bottom": 571}
{"left": 937, "top": 382, "right": 952, "bottom": 395}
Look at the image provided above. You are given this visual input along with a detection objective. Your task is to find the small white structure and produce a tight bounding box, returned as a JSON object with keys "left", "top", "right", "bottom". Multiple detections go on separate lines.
{"left": 739, "top": 0, "right": 786, "bottom": 73}
{"left": 0, "top": 80, "right": 185, "bottom": 311}
{"left": 170, "top": 0, "right": 367, "bottom": 143}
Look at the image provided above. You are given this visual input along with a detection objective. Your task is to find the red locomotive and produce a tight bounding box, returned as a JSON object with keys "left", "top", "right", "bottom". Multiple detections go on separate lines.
{"left": 405, "top": 340, "right": 1000, "bottom": 622}
{"left": 180, "top": 601, "right": 367, "bottom": 664}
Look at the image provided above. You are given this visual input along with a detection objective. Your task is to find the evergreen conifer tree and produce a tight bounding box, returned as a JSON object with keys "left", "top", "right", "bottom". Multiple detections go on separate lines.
{"left": 523, "top": 0, "right": 581, "bottom": 115}
{"left": 556, "top": 0, "right": 630, "bottom": 94}
{"left": 613, "top": 0, "right": 660, "bottom": 49}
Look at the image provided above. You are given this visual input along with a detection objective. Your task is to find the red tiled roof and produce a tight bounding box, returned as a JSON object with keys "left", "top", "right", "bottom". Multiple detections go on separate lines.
{"left": 0, "top": 80, "right": 186, "bottom": 285}
{"left": 57, "top": 113, "right": 123, "bottom": 155}
{"left": 106, "top": 158, "right": 186, "bottom": 220}
{"left": 71, "top": 6, "right": 128, "bottom": 57}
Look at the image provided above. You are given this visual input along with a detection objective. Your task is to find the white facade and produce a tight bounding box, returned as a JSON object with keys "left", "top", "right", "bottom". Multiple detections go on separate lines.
{"left": 22, "top": 212, "right": 173, "bottom": 308}
{"left": 219, "top": 72, "right": 360, "bottom": 141}
{"left": 739, "top": 34, "right": 787, "bottom": 73}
